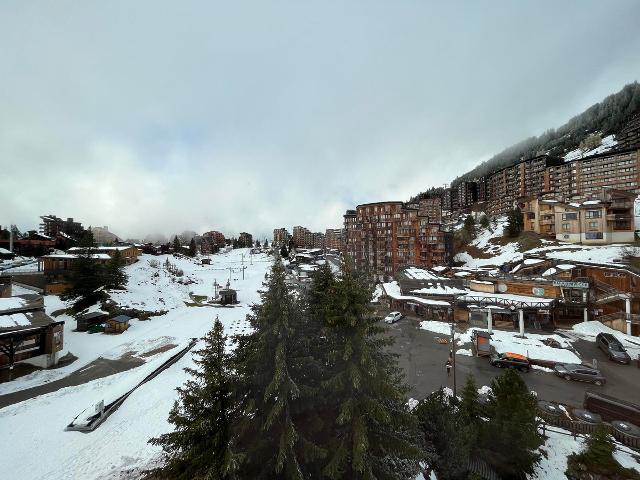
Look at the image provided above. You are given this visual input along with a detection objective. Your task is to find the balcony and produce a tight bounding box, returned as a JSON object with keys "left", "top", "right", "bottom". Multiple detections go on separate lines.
{"left": 606, "top": 214, "right": 632, "bottom": 221}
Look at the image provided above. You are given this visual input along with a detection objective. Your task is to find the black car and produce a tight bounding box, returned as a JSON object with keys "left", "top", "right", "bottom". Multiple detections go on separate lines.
{"left": 489, "top": 352, "right": 531, "bottom": 372}
{"left": 596, "top": 332, "right": 631, "bottom": 364}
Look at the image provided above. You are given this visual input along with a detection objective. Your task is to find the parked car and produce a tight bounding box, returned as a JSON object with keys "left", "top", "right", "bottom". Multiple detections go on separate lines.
{"left": 554, "top": 363, "right": 606, "bottom": 386}
{"left": 596, "top": 332, "right": 631, "bottom": 364}
{"left": 384, "top": 311, "right": 403, "bottom": 324}
{"left": 489, "top": 352, "right": 531, "bottom": 372}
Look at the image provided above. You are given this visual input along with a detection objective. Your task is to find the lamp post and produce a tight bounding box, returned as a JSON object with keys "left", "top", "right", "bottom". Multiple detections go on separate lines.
{"left": 449, "top": 306, "right": 457, "bottom": 398}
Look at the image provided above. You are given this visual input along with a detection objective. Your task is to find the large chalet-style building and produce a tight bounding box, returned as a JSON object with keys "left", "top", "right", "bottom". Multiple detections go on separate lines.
{"left": 344, "top": 201, "right": 452, "bottom": 281}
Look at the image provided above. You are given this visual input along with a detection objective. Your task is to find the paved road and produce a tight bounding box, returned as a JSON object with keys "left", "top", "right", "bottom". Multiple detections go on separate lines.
{"left": 384, "top": 314, "right": 640, "bottom": 407}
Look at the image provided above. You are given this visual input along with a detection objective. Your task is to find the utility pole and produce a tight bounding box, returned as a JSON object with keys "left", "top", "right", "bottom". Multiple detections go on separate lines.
{"left": 9, "top": 224, "right": 15, "bottom": 253}
{"left": 242, "top": 265, "right": 247, "bottom": 280}
{"left": 449, "top": 306, "right": 457, "bottom": 398}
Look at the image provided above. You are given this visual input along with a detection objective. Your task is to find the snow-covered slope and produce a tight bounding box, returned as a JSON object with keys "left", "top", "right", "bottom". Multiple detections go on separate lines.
{"left": 0, "top": 248, "right": 272, "bottom": 480}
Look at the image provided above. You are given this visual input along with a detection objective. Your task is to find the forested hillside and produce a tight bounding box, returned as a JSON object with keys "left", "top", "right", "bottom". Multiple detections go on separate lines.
{"left": 457, "top": 82, "right": 640, "bottom": 184}
{"left": 451, "top": 81, "right": 640, "bottom": 186}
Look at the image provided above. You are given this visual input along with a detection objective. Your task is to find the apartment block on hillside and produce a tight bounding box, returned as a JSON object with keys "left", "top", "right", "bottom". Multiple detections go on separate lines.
{"left": 272, "top": 228, "right": 291, "bottom": 247}
{"left": 521, "top": 188, "right": 635, "bottom": 244}
{"left": 324, "top": 228, "right": 344, "bottom": 251}
{"left": 343, "top": 202, "right": 452, "bottom": 280}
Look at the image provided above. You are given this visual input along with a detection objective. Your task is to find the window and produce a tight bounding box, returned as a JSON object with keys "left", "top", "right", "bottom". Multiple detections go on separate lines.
{"left": 562, "top": 213, "right": 578, "bottom": 221}
{"left": 588, "top": 221, "right": 598, "bottom": 229}
{"left": 585, "top": 232, "right": 603, "bottom": 240}
{"left": 562, "top": 223, "right": 570, "bottom": 231}
{"left": 586, "top": 210, "right": 602, "bottom": 219}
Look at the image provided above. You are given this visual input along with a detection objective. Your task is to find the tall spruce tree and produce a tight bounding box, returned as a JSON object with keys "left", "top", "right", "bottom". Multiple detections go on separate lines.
{"left": 505, "top": 206, "right": 524, "bottom": 238}
{"left": 150, "top": 318, "right": 240, "bottom": 480}
{"left": 414, "top": 388, "right": 471, "bottom": 480}
{"left": 61, "top": 230, "right": 105, "bottom": 305}
{"left": 173, "top": 235, "right": 181, "bottom": 253}
{"left": 188, "top": 237, "right": 197, "bottom": 257}
{"left": 233, "top": 260, "right": 323, "bottom": 479}
{"left": 321, "top": 262, "right": 421, "bottom": 479}
{"left": 479, "top": 368, "right": 542, "bottom": 478}
{"left": 105, "top": 249, "right": 128, "bottom": 289}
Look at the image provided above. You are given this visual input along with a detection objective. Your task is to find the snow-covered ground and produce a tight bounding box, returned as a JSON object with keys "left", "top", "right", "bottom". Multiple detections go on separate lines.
{"left": 563, "top": 134, "right": 617, "bottom": 162}
{"left": 531, "top": 425, "right": 640, "bottom": 480}
{"left": 570, "top": 321, "right": 640, "bottom": 359}
{"left": 455, "top": 217, "right": 637, "bottom": 269}
{"left": 0, "top": 249, "right": 272, "bottom": 480}
{"left": 419, "top": 320, "right": 581, "bottom": 364}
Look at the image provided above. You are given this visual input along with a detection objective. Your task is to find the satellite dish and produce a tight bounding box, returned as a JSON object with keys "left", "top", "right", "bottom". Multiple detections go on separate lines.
{"left": 497, "top": 283, "right": 508, "bottom": 293}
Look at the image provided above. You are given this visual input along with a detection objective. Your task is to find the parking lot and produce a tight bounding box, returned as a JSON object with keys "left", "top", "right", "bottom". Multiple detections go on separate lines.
{"left": 382, "top": 311, "right": 640, "bottom": 407}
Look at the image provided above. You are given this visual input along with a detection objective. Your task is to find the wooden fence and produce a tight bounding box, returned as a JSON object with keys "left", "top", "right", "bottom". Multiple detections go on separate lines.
{"left": 538, "top": 411, "right": 640, "bottom": 450}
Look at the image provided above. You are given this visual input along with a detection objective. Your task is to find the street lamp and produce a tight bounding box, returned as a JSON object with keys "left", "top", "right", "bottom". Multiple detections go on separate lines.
{"left": 448, "top": 305, "right": 457, "bottom": 398}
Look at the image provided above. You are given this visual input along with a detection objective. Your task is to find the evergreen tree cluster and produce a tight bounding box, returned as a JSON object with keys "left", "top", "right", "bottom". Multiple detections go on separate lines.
{"left": 505, "top": 206, "right": 524, "bottom": 238}
{"left": 150, "top": 260, "right": 422, "bottom": 480}
{"left": 61, "top": 231, "right": 128, "bottom": 307}
{"left": 415, "top": 370, "right": 543, "bottom": 480}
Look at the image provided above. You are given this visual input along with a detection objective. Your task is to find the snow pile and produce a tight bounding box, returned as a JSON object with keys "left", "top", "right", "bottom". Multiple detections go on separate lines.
{"left": 531, "top": 425, "right": 640, "bottom": 479}
{"left": 419, "top": 321, "right": 580, "bottom": 364}
{"left": 563, "top": 134, "right": 617, "bottom": 162}
{"left": 571, "top": 321, "right": 640, "bottom": 358}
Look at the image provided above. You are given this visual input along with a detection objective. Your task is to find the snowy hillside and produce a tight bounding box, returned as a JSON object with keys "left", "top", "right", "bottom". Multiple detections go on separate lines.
{"left": 454, "top": 217, "right": 638, "bottom": 270}
{"left": 0, "top": 249, "right": 272, "bottom": 480}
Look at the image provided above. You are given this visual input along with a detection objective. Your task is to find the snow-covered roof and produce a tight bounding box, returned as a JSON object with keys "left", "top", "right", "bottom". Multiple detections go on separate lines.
{"left": 0, "top": 247, "right": 13, "bottom": 255}
{"left": 402, "top": 266, "right": 445, "bottom": 281}
{"left": 411, "top": 284, "right": 467, "bottom": 296}
{"left": 44, "top": 253, "right": 111, "bottom": 260}
{"left": 542, "top": 268, "right": 557, "bottom": 276}
{"left": 382, "top": 281, "right": 450, "bottom": 307}
{"left": 523, "top": 259, "right": 544, "bottom": 265}
{"left": 0, "top": 313, "right": 32, "bottom": 328}
{"left": 454, "top": 271, "right": 472, "bottom": 277}
{"left": 459, "top": 291, "right": 555, "bottom": 306}
{"left": 0, "top": 297, "right": 28, "bottom": 311}
{"left": 582, "top": 200, "right": 601, "bottom": 205}
{"left": 556, "top": 264, "right": 575, "bottom": 270}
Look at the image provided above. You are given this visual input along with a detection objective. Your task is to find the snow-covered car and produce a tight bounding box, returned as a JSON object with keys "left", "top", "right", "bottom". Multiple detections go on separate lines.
{"left": 384, "top": 311, "right": 402, "bottom": 324}
{"left": 554, "top": 364, "right": 605, "bottom": 386}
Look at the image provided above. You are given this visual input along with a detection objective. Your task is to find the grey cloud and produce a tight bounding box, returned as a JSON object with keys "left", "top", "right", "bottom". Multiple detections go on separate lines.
{"left": 1, "top": 1, "right": 639, "bottom": 239}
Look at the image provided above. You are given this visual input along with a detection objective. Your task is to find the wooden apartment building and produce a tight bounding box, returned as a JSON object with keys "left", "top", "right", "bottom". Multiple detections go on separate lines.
{"left": 521, "top": 188, "right": 635, "bottom": 244}
{"left": 344, "top": 201, "right": 452, "bottom": 280}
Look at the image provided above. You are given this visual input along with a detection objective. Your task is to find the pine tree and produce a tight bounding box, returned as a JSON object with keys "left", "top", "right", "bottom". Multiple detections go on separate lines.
{"left": 479, "top": 368, "right": 542, "bottom": 478}
{"left": 566, "top": 424, "right": 640, "bottom": 479}
{"left": 105, "top": 249, "right": 128, "bottom": 289}
{"left": 321, "top": 262, "right": 421, "bottom": 479}
{"left": 280, "top": 244, "right": 289, "bottom": 258}
{"left": 150, "top": 319, "right": 240, "bottom": 479}
{"left": 173, "top": 235, "right": 181, "bottom": 253}
{"left": 505, "top": 206, "right": 524, "bottom": 238}
{"left": 61, "top": 230, "right": 105, "bottom": 305}
{"left": 459, "top": 374, "right": 480, "bottom": 428}
{"left": 479, "top": 214, "right": 490, "bottom": 230}
{"left": 188, "top": 237, "right": 197, "bottom": 257}
{"left": 233, "top": 260, "right": 323, "bottom": 479}
{"left": 414, "top": 389, "right": 471, "bottom": 480}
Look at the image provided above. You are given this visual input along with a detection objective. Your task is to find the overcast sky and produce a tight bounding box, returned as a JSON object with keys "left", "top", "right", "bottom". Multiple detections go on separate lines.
{"left": 1, "top": 1, "right": 640, "bottom": 241}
